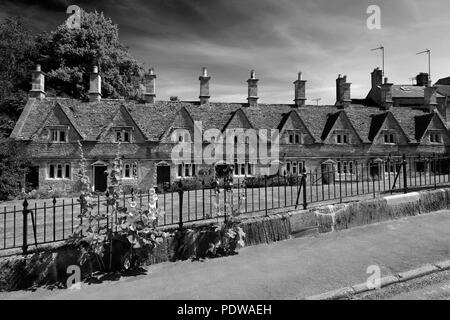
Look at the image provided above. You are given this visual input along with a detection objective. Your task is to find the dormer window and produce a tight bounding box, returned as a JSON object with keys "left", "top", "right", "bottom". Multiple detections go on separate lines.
{"left": 287, "top": 130, "right": 302, "bottom": 144}
{"left": 336, "top": 132, "right": 348, "bottom": 144}
{"left": 429, "top": 132, "right": 442, "bottom": 144}
{"left": 49, "top": 128, "right": 68, "bottom": 143}
{"left": 115, "top": 128, "right": 131, "bottom": 143}
{"left": 383, "top": 132, "right": 395, "bottom": 144}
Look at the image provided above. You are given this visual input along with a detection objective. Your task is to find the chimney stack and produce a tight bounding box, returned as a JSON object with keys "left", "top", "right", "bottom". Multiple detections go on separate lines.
{"left": 380, "top": 77, "right": 393, "bottom": 110}
{"left": 424, "top": 84, "right": 438, "bottom": 113}
{"left": 416, "top": 73, "right": 429, "bottom": 87}
{"left": 144, "top": 67, "right": 156, "bottom": 103}
{"left": 89, "top": 66, "right": 101, "bottom": 102}
{"left": 293, "top": 72, "right": 307, "bottom": 107}
{"left": 199, "top": 67, "right": 211, "bottom": 104}
{"left": 247, "top": 70, "right": 259, "bottom": 107}
{"left": 335, "top": 75, "right": 351, "bottom": 109}
{"left": 30, "top": 64, "right": 45, "bottom": 100}
{"left": 371, "top": 67, "right": 383, "bottom": 89}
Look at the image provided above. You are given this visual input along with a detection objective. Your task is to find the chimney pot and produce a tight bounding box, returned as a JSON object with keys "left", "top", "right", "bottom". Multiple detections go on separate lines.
{"left": 144, "top": 67, "right": 157, "bottom": 103}
{"left": 424, "top": 85, "right": 438, "bottom": 112}
{"left": 89, "top": 65, "right": 101, "bottom": 102}
{"left": 247, "top": 70, "right": 259, "bottom": 107}
{"left": 30, "top": 64, "right": 45, "bottom": 100}
{"left": 335, "top": 74, "right": 351, "bottom": 109}
{"left": 380, "top": 79, "right": 393, "bottom": 110}
{"left": 199, "top": 67, "right": 211, "bottom": 104}
{"left": 293, "top": 71, "right": 307, "bottom": 108}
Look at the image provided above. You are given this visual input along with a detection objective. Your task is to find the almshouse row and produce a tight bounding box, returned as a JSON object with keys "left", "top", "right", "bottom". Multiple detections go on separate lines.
{"left": 9, "top": 65, "right": 450, "bottom": 192}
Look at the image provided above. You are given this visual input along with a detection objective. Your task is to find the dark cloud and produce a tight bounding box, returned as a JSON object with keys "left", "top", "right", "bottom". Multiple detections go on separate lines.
{"left": 1, "top": 0, "right": 449, "bottom": 104}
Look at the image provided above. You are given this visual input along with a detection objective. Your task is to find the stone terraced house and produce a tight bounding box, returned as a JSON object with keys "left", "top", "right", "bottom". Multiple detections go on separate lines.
{"left": 9, "top": 65, "right": 450, "bottom": 192}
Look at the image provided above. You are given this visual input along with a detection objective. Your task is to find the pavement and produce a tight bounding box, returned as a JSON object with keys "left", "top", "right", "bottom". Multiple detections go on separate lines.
{"left": 354, "top": 269, "right": 450, "bottom": 300}
{"left": 1, "top": 209, "right": 450, "bottom": 300}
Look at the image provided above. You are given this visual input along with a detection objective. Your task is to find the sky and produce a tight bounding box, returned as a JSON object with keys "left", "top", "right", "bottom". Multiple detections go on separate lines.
{"left": 0, "top": 0, "right": 449, "bottom": 104}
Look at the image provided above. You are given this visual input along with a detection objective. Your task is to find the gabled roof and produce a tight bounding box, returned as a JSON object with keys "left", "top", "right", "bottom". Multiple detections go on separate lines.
{"left": 390, "top": 108, "right": 430, "bottom": 143}
{"left": 368, "top": 113, "right": 388, "bottom": 142}
{"left": 277, "top": 110, "right": 316, "bottom": 142}
{"left": 320, "top": 110, "right": 362, "bottom": 143}
{"left": 367, "top": 111, "right": 410, "bottom": 143}
{"left": 10, "top": 97, "right": 443, "bottom": 147}
{"left": 414, "top": 112, "right": 449, "bottom": 142}
{"left": 222, "top": 108, "right": 253, "bottom": 132}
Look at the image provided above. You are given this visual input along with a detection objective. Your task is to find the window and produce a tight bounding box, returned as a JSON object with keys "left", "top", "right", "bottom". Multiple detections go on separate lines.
{"left": 115, "top": 129, "right": 131, "bottom": 143}
{"left": 384, "top": 133, "right": 395, "bottom": 144}
{"left": 337, "top": 160, "right": 356, "bottom": 174}
{"left": 430, "top": 133, "right": 442, "bottom": 144}
{"left": 232, "top": 162, "right": 253, "bottom": 176}
{"left": 48, "top": 163, "right": 71, "bottom": 179}
{"left": 65, "top": 164, "right": 71, "bottom": 179}
{"left": 384, "top": 161, "right": 401, "bottom": 174}
{"left": 124, "top": 164, "right": 131, "bottom": 178}
{"left": 285, "top": 161, "right": 305, "bottom": 175}
{"left": 123, "top": 162, "right": 138, "bottom": 179}
{"left": 50, "top": 129, "right": 68, "bottom": 143}
{"left": 336, "top": 133, "right": 348, "bottom": 144}
{"left": 287, "top": 131, "right": 302, "bottom": 144}
{"left": 177, "top": 163, "right": 196, "bottom": 177}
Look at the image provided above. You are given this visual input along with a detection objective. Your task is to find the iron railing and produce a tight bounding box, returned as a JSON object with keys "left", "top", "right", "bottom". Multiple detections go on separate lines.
{"left": 1, "top": 154, "right": 450, "bottom": 254}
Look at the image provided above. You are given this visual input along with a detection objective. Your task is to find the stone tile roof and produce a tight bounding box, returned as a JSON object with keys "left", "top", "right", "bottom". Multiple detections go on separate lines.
{"left": 10, "top": 98, "right": 444, "bottom": 147}
{"left": 392, "top": 85, "right": 445, "bottom": 99}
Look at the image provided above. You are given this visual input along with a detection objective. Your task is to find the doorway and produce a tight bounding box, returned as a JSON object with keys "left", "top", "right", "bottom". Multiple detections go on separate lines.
{"left": 156, "top": 165, "right": 171, "bottom": 186}
{"left": 25, "top": 166, "right": 39, "bottom": 190}
{"left": 94, "top": 166, "right": 108, "bottom": 192}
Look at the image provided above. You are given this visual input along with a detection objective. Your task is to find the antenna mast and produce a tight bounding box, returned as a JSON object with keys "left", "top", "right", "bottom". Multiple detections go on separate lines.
{"left": 371, "top": 45, "right": 385, "bottom": 77}
{"left": 416, "top": 49, "right": 431, "bottom": 82}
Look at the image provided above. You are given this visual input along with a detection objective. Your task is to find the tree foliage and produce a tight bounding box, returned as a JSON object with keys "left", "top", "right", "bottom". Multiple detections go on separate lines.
{"left": 36, "top": 10, "right": 144, "bottom": 100}
{"left": 0, "top": 139, "right": 30, "bottom": 200}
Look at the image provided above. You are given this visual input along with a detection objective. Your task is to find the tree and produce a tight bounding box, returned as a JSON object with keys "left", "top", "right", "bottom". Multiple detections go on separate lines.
{"left": 0, "top": 139, "right": 30, "bottom": 200}
{"left": 37, "top": 10, "right": 144, "bottom": 100}
{"left": 0, "top": 17, "right": 37, "bottom": 138}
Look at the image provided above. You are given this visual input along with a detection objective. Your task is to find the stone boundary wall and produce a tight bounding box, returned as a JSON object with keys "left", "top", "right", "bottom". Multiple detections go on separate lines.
{"left": 1, "top": 188, "right": 449, "bottom": 291}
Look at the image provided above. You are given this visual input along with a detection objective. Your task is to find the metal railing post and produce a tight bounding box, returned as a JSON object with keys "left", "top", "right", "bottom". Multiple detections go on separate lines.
{"left": 302, "top": 168, "right": 307, "bottom": 210}
{"left": 264, "top": 175, "right": 268, "bottom": 216}
{"left": 402, "top": 154, "right": 407, "bottom": 194}
{"left": 178, "top": 189, "right": 184, "bottom": 229}
{"left": 22, "top": 198, "right": 28, "bottom": 255}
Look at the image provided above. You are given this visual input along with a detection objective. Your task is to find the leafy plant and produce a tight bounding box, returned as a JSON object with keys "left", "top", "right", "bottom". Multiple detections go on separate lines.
{"left": 205, "top": 216, "right": 246, "bottom": 257}
{"left": 67, "top": 141, "right": 168, "bottom": 273}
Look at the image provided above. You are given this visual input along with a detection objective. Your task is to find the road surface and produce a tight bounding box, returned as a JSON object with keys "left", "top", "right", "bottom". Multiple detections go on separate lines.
{"left": 1, "top": 209, "right": 450, "bottom": 300}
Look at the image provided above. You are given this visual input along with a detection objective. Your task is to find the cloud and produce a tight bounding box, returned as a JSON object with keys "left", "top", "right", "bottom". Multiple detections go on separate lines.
{"left": 1, "top": 0, "right": 449, "bottom": 103}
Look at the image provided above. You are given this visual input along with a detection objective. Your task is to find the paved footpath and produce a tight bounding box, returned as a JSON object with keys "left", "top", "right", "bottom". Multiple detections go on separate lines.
{"left": 1, "top": 210, "right": 450, "bottom": 300}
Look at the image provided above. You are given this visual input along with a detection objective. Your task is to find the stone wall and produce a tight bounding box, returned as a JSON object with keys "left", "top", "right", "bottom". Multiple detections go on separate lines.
{"left": 2, "top": 187, "right": 450, "bottom": 291}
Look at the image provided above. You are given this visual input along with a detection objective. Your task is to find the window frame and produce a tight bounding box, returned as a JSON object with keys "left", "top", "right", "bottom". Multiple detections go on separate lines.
{"left": 49, "top": 129, "right": 68, "bottom": 143}
{"left": 48, "top": 162, "right": 71, "bottom": 180}
{"left": 115, "top": 128, "right": 132, "bottom": 143}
